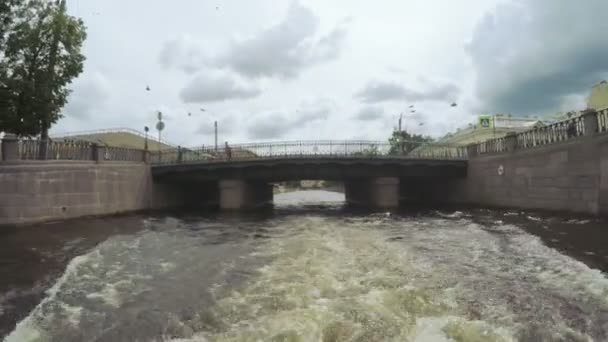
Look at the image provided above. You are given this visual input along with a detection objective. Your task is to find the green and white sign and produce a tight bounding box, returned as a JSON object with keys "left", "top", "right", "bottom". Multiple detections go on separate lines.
{"left": 479, "top": 115, "right": 493, "bottom": 128}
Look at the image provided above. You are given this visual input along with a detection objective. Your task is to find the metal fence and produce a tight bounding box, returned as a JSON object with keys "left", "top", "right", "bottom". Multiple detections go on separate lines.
{"left": 516, "top": 115, "right": 585, "bottom": 149}
{"left": 151, "top": 140, "right": 467, "bottom": 165}
{"left": 1, "top": 139, "right": 145, "bottom": 162}
{"left": 19, "top": 139, "right": 95, "bottom": 160}
{"left": 102, "top": 147, "right": 146, "bottom": 162}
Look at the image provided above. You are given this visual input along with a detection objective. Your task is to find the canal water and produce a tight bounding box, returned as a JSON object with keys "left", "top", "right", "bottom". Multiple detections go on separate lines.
{"left": 1, "top": 190, "right": 608, "bottom": 341}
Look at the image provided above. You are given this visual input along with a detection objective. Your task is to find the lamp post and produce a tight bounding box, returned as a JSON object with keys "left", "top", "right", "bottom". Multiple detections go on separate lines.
{"left": 144, "top": 126, "right": 149, "bottom": 151}
{"left": 156, "top": 111, "right": 165, "bottom": 153}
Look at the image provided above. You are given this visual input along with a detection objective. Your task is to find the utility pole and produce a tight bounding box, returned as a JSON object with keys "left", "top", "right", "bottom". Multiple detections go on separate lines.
{"left": 214, "top": 121, "right": 218, "bottom": 152}
{"left": 398, "top": 113, "right": 404, "bottom": 154}
{"left": 39, "top": 0, "right": 66, "bottom": 160}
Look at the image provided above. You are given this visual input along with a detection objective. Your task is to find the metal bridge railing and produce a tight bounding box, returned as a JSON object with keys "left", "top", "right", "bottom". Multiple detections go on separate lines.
{"left": 150, "top": 140, "right": 468, "bottom": 165}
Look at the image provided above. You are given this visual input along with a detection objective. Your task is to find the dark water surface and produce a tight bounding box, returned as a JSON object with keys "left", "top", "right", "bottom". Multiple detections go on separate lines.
{"left": 1, "top": 190, "right": 607, "bottom": 341}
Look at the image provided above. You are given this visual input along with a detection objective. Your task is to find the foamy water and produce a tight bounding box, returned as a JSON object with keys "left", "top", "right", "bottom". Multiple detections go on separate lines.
{"left": 3, "top": 191, "right": 608, "bottom": 341}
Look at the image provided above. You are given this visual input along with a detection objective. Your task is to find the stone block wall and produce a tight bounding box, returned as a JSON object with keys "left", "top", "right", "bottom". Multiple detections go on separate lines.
{"left": 0, "top": 162, "right": 199, "bottom": 226}
{"left": 441, "top": 135, "right": 608, "bottom": 215}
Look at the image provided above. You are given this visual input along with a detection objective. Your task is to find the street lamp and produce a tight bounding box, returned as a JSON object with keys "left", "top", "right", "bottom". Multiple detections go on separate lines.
{"left": 144, "top": 126, "right": 149, "bottom": 151}
{"left": 156, "top": 111, "right": 165, "bottom": 153}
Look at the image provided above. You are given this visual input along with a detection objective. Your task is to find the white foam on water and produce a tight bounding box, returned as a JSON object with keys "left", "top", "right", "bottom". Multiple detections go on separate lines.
{"left": 413, "top": 316, "right": 516, "bottom": 342}
{"left": 436, "top": 211, "right": 466, "bottom": 218}
{"left": 566, "top": 219, "right": 592, "bottom": 225}
{"left": 85, "top": 282, "right": 122, "bottom": 308}
{"left": 514, "top": 234, "right": 608, "bottom": 301}
{"left": 4, "top": 252, "right": 95, "bottom": 342}
{"left": 59, "top": 303, "right": 83, "bottom": 327}
{"left": 175, "top": 216, "right": 518, "bottom": 342}
{"left": 160, "top": 261, "right": 177, "bottom": 272}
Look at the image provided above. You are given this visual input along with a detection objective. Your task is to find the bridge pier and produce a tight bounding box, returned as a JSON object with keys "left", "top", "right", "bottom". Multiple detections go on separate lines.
{"left": 218, "top": 180, "right": 273, "bottom": 210}
{"left": 345, "top": 177, "right": 400, "bottom": 208}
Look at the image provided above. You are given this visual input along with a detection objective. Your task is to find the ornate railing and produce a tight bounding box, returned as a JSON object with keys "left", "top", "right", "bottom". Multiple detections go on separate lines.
{"left": 0, "top": 138, "right": 145, "bottom": 162}
{"left": 151, "top": 140, "right": 467, "bottom": 165}
{"left": 102, "top": 147, "right": 146, "bottom": 162}
{"left": 471, "top": 110, "right": 608, "bottom": 156}
{"left": 19, "top": 140, "right": 95, "bottom": 161}
{"left": 516, "top": 115, "right": 584, "bottom": 149}
{"left": 474, "top": 137, "right": 507, "bottom": 154}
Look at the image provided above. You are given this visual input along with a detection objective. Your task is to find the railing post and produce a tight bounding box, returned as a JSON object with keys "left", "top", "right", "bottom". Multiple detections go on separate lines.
{"left": 1, "top": 133, "right": 20, "bottom": 162}
{"left": 92, "top": 143, "right": 102, "bottom": 163}
{"left": 581, "top": 109, "right": 599, "bottom": 136}
{"left": 466, "top": 143, "right": 479, "bottom": 159}
{"left": 505, "top": 132, "right": 517, "bottom": 152}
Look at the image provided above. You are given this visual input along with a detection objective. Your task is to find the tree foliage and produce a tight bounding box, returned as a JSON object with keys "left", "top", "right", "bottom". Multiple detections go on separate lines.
{"left": 388, "top": 130, "right": 434, "bottom": 155}
{"left": 353, "top": 144, "right": 380, "bottom": 157}
{"left": 0, "top": 0, "right": 86, "bottom": 137}
{"left": 0, "top": 0, "right": 18, "bottom": 50}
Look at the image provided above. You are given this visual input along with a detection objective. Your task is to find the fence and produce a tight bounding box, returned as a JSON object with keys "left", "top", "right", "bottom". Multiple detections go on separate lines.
{"left": 0, "top": 137, "right": 146, "bottom": 163}
{"left": 472, "top": 110, "right": 606, "bottom": 156}
{"left": 516, "top": 115, "right": 585, "bottom": 149}
{"left": 473, "top": 137, "right": 507, "bottom": 154}
{"left": 151, "top": 140, "right": 468, "bottom": 165}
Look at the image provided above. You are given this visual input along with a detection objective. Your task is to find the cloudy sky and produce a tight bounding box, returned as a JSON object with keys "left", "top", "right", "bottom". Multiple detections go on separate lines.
{"left": 53, "top": 0, "right": 608, "bottom": 146}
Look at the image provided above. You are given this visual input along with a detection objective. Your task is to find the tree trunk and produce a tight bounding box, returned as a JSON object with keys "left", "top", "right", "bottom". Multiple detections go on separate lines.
{"left": 38, "top": 0, "right": 65, "bottom": 160}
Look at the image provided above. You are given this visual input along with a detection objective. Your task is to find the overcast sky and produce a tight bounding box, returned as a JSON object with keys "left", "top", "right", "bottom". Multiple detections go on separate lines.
{"left": 52, "top": 0, "right": 608, "bottom": 146}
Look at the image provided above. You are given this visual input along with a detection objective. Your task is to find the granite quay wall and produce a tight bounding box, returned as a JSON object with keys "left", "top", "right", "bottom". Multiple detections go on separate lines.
{"left": 435, "top": 133, "right": 608, "bottom": 216}
{"left": 0, "top": 162, "right": 205, "bottom": 226}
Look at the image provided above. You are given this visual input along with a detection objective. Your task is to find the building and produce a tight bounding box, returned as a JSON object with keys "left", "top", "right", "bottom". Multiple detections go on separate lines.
{"left": 588, "top": 80, "right": 608, "bottom": 110}
{"left": 438, "top": 115, "right": 545, "bottom": 146}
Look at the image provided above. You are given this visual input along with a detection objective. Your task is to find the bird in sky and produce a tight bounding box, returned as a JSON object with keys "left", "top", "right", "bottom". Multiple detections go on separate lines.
{"left": 146, "top": 85, "right": 150, "bottom": 91}
{"left": 451, "top": 102, "right": 458, "bottom": 107}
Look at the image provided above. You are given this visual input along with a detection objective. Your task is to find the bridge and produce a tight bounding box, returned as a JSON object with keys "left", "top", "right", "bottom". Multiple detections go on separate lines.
{"left": 149, "top": 141, "right": 468, "bottom": 209}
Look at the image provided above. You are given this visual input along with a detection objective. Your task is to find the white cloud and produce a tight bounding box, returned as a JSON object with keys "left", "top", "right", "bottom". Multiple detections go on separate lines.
{"left": 159, "top": 35, "right": 208, "bottom": 73}
{"left": 355, "top": 80, "right": 460, "bottom": 104}
{"left": 159, "top": 2, "right": 347, "bottom": 80}
{"left": 355, "top": 106, "right": 384, "bottom": 121}
{"left": 179, "top": 72, "right": 261, "bottom": 103}
{"left": 63, "top": 72, "right": 111, "bottom": 119}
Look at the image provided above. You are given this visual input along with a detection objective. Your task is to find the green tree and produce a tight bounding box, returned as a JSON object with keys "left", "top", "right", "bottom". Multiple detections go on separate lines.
{"left": 0, "top": 0, "right": 18, "bottom": 50}
{"left": 0, "top": 0, "right": 86, "bottom": 143}
{"left": 353, "top": 144, "right": 380, "bottom": 157}
{"left": 388, "top": 130, "right": 433, "bottom": 155}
